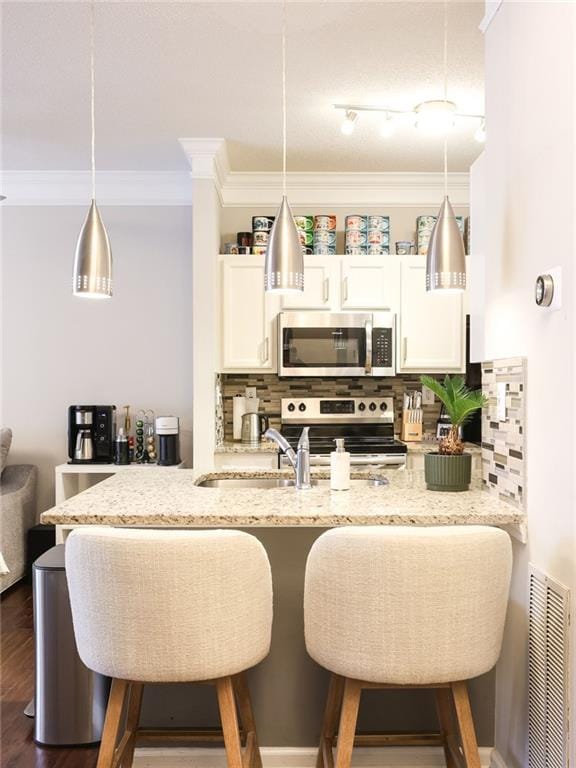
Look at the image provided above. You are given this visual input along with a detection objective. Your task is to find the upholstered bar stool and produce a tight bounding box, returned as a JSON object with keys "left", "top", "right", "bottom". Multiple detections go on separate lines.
{"left": 304, "top": 526, "right": 512, "bottom": 768}
{"left": 65, "top": 528, "right": 273, "bottom": 768}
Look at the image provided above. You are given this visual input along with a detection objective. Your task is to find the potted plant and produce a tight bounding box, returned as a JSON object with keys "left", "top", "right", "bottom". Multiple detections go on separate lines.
{"left": 420, "top": 374, "right": 487, "bottom": 492}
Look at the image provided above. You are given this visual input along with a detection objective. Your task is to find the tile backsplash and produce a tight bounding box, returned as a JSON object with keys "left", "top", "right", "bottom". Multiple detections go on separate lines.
{"left": 481, "top": 357, "right": 526, "bottom": 510}
{"left": 221, "top": 373, "right": 443, "bottom": 439}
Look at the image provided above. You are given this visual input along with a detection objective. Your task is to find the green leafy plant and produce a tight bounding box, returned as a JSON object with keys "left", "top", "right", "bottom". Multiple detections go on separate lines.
{"left": 420, "top": 375, "right": 487, "bottom": 455}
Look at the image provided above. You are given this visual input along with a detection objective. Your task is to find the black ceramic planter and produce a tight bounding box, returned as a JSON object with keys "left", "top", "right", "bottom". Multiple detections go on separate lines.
{"left": 424, "top": 452, "right": 472, "bottom": 492}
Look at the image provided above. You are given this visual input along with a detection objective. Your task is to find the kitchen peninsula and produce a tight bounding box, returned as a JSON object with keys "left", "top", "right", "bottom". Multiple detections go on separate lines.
{"left": 40, "top": 468, "right": 525, "bottom": 751}
{"left": 41, "top": 466, "right": 524, "bottom": 534}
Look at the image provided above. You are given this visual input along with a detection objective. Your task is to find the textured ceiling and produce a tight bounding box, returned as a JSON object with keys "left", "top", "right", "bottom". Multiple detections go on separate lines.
{"left": 1, "top": 1, "right": 485, "bottom": 173}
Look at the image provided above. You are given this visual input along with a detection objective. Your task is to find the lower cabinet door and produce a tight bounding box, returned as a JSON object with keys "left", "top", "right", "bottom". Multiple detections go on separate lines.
{"left": 397, "top": 257, "right": 465, "bottom": 373}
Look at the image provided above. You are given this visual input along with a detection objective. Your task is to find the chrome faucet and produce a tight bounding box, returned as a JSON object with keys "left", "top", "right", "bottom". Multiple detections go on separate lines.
{"left": 264, "top": 427, "right": 311, "bottom": 490}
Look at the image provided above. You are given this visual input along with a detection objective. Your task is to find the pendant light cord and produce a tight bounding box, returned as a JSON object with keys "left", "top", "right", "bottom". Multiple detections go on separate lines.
{"left": 90, "top": 0, "right": 96, "bottom": 201}
{"left": 443, "top": 0, "right": 448, "bottom": 199}
{"left": 282, "top": 0, "right": 287, "bottom": 198}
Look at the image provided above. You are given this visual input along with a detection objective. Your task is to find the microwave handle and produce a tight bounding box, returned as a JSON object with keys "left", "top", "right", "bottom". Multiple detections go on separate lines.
{"left": 365, "top": 316, "right": 373, "bottom": 375}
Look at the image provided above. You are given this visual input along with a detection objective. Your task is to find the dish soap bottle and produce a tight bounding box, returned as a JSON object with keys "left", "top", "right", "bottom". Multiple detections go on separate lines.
{"left": 330, "top": 438, "right": 350, "bottom": 491}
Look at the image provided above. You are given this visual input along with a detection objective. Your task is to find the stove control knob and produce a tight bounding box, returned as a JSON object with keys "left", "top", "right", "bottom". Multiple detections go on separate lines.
{"left": 380, "top": 402, "right": 388, "bottom": 411}
{"left": 358, "top": 402, "right": 366, "bottom": 412}
{"left": 298, "top": 403, "right": 307, "bottom": 412}
{"left": 287, "top": 403, "right": 296, "bottom": 412}
{"left": 369, "top": 402, "right": 377, "bottom": 412}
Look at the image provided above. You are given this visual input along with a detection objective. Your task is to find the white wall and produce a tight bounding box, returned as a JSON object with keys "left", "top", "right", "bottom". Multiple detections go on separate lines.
{"left": 479, "top": 4, "right": 576, "bottom": 766}
{"left": 1, "top": 205, "right": 193, "bottom": 514}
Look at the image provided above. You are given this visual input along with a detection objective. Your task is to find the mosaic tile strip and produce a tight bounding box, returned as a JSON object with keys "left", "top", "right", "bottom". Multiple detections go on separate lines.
{"left": 481, "top": 357, "right": 526, "bottom": 510}
{"left": 220, "top": 373, "right": 443, "bottom": 440}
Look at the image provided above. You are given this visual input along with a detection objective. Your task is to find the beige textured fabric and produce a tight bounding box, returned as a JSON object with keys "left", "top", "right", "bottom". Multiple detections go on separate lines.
{"left": 66, "top": 528, "right": 273, "bottom": 682}
{"left": 0, "top": 428, "right": 12, "bottom": 475}
{"left": 304, "top": 526, "right": 512, "bottom": 685}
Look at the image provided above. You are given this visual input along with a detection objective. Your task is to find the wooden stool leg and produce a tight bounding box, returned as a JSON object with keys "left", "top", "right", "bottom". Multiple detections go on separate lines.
{"left": 451, "top": 681, "right": 481, "bottom": 768}
{"left": 217, "top": 676, "right": 243, "bottom": 768}
{"left": 121, "top": 683, "right": 144, "bottom": 768}
{"left": 96, "top": 678, "right": 129, "bottom": 768}
{"left": 233, "top": 672, "right": 263, "bottom": 768}
{"left": 435, "top": 688, "right": 460, "bottom": 768}
{"left": 316, "top": 674, "right": 344, "bottom": 768}
{"left": 334, "top": 679, "right": 361, "bottom": 768}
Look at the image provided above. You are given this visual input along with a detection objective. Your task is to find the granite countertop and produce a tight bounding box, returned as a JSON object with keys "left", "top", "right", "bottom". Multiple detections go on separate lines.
{"left": 41, "top": 467, "right": 523, "bottom": 529}
{"left": 214, "top": 439, "right": 482, "bottom": 456}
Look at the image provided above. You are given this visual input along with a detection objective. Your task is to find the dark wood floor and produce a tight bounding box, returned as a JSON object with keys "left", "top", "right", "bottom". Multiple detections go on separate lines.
{"left": 1, "top": 584, "right": 99, "bottom": 768}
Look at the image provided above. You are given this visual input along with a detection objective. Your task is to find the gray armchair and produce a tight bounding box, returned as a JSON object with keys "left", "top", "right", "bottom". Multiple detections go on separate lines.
{"left": 1, "top": 464, "right": 38, "bottom": 592}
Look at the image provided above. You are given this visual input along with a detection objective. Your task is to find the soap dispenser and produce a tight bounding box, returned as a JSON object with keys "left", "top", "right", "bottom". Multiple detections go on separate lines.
{"left": 330, "top": 438, "right": 350, "bottom": 491}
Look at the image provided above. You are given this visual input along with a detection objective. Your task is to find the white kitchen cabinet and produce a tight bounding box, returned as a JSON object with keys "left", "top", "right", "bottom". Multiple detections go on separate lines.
{"left": 220, "top": 257, "right": 279, "bottom": 372}
{"left": 397, "top": 256, "right": 465, "bottom": 373}
{"left": 340, "top": 256, "right": 400, "bottom": 311}
{"left": 282, "top": 256, "right": 338, "bottom": 311}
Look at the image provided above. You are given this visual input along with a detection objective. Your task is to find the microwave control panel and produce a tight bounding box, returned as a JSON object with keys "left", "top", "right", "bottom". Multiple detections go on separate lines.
{"left": 372, "top": 328, "right": 393, "bottom": 368}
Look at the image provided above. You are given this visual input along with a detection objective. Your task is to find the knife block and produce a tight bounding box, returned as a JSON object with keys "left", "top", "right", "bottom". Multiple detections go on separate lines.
{"left": 401, "top": 411, "right": 423, "bottom": 442}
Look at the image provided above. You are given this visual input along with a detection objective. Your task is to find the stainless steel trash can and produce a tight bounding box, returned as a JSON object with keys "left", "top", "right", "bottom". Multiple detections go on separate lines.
{"left": 33, "top": 544, "right": 110, "bottom": 746}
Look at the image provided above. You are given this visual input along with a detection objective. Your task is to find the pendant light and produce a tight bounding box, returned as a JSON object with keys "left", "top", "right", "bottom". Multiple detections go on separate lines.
{"left": 426, "top": 0, "right": 466, "bottom": 293}
{"left": 264, "top": 0, "right": 304, "bottom": 294}
{"left": 73, "top": 0, "right": 112, "bottom": 299}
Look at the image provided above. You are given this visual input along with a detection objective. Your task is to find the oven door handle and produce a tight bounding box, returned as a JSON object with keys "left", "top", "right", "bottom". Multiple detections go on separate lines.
{"left": 364, "top": 316, "right": 373, "bottom": 375}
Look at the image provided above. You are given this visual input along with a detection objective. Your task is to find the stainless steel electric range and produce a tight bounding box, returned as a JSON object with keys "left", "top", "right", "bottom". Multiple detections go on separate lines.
{"left": 277, "top": 397, "right": 407, "bottom": 469}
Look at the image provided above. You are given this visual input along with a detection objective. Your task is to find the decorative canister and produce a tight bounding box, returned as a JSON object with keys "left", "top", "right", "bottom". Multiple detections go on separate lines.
{"left": 314, "top": 244, "right": 336, "bottom": 256}
{"left": 294, "top": 215, "right": 314, "bottom": 232}
{"left": 253, "top": 230, "right": 270, "bottom": 246}
{"left": 367, "top": 229, "right": 388, "bottom": 246}
{"left": 367, "top": 215, "right": 389, "bottom": 231}
{"left": 345, "top": 230, "right": 367, "bottom": 246}
{"left": 367, "top": 245, "right": 389, "bottom": 255}
{"left": 252, "top": 246, "right": 268, "bottom": 256}
{"left": 252, "top": 216, "right": 275, "bottom": 232}
{"left": 314, "top": 215, "right": 337, "bottom": 231}
{"left": 225, "top": 243, "right": 240, "bottom": 254}
{"left": 346, "top": 246, "right": 368, "bottom": 255}
{"left": 395, "top": 241, "right": 414, "bottom": 255}
{"left": 314, "top": 229, "right": 337, "bottom": 246}
{"left": 345, "top": 215, "right": 367, "bottom": 231}
{"left": 237, "top": 232, "right": 253, "bottom": 247}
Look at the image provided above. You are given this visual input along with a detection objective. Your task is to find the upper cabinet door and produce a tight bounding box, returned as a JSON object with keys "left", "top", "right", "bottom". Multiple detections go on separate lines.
{"left": 340, "top": 256, "right": 400, "bottom": 311}
{"left": 282, "top": 256, "right": 338, "bottom": 310}
{"left": 220, "top": 257, "right": 278, "bottom": 372}
{"left": 397, "top": 256, "right": 465, "bottom": 373}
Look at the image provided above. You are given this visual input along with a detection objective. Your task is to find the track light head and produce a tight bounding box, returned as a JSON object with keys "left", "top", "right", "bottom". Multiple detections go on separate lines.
{"left": 341, "top": 110, "right": 358, "bottom": 136}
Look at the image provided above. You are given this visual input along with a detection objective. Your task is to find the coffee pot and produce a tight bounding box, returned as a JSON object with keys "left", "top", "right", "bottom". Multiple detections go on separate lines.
{"left": 241, "top": 413, "right": 270, "bottom": 445}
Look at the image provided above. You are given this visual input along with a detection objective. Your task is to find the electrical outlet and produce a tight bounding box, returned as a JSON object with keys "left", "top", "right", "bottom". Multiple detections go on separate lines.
{"left": 245, "top": 387, "right": 257, "bottom": 399}
{"left": 422, "top": 386, "right": 435, "bottom": 405}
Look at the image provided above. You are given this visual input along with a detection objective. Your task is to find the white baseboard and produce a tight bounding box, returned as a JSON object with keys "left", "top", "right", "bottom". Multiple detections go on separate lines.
{"left": 134, "top": 745, "right": 496, "bottom": 768}
{"left": 489, "top": 749, "right": 509, "bottom": 768}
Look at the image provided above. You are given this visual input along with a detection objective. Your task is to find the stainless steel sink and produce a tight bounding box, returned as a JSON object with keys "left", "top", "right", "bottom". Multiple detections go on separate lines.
{"left": 197, "top": 477, "right": 388, "bottom": 489}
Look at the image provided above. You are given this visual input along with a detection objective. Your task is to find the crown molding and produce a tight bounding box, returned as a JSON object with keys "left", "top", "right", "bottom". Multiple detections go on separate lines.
{"left": 179, "top": 138, "right": 230, "bottom": 194}
{"left": 1, "top": 171, "right": 192, "bottom": 206}
{"left": 220, "top": 171, "right": 469, "bottom": 207}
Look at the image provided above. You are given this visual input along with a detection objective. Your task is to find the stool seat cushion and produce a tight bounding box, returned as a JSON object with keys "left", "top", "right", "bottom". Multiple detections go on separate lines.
{"left": 66, "top": 528, "right": 273, "bottom": 682}
{"left": 304, "top": 526, "right": 511, "bottom": 685}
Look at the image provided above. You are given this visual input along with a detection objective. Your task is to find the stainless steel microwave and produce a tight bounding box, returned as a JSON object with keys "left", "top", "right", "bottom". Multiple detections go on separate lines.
{"left": 278, "top": 312, "right": 395, "bottom": 377}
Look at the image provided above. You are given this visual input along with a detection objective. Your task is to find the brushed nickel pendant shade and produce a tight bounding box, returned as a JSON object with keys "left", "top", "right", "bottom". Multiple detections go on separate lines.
{"left": 425, "top": 0, "right": 466, "bottom": 294}
{"left": 73, "top": 200, "right": 113, "bottom": 298}
{"left": 265, "top": 196, "right": 304, "bottom": 292}
{"left": 425, "top": 196, "right": 466, "bottom": 291}
{"left": 264, "top": 0, "right": 304, "bottom": 294}
{"left": 73, "top": 0, "right": 112, "bottom": 299}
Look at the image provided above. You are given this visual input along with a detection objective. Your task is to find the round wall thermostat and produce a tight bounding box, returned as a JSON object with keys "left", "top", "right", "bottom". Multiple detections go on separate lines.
{"left": 535, "top": 274, "right": 554, "bottom": 307}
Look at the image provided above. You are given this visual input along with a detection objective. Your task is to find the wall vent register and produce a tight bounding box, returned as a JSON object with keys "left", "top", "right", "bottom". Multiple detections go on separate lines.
{"left": 528, "top": 565, "right": 570, "bottom": 768}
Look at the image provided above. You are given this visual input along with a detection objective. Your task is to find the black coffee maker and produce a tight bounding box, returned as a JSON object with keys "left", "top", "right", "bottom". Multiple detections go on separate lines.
{"left": 68, "top": 406, "right": 116, "bottom": 464}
